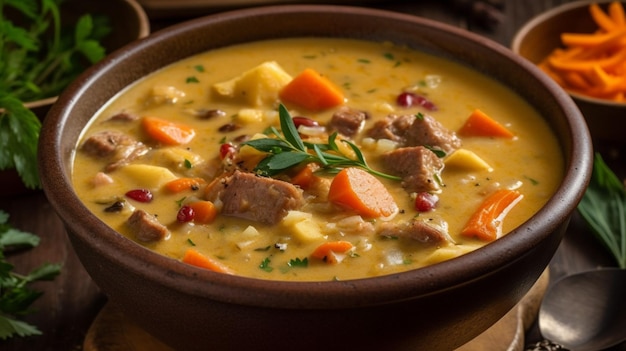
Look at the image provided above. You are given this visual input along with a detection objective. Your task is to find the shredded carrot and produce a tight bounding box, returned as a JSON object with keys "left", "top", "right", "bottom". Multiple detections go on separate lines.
{"left": 460, "top": 189, "right": 524, "bottom": 241}
{"left": 610, "top": 1, "right": 626, "bottom": 26}
{"left": 310, "top": 241, "right": 354, "bottom": 264}
{"left": 142, "top": 116, "right": 195, "bottom": 145}
{"left": 590, "top": 2, "right": 618, "bottom": 32}
{"left": 538, "top": 1, "right": 626, "bottom": 102}
{"left": 164, "top": 177, "right": 206, "bottom": 193}
{"left": 182, "top": 248, "right": 233, "bottom": 274}
{"left": 328, "top": 167, "right": 398, "bottom": 218}
{"left": 458, "top": 109, "right": 514, "bottom": 138}
{"left": 279, "top": 68, "right": 345, "bottom": 111}
{"left": 187, "top": 201, "right": 217, "bottom": 224}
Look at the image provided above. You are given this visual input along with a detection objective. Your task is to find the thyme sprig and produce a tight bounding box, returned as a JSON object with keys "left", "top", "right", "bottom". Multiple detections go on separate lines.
{"left": 577, "top": 153, "right": 626, "bottom": 269}
{"left": 243, "top": 104, "right": 400, "bottom": 181}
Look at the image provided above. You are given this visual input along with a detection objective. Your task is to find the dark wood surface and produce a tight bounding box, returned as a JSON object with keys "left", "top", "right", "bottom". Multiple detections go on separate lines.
{"left": 2, "top": 1, "right": 624, "bottom": 350}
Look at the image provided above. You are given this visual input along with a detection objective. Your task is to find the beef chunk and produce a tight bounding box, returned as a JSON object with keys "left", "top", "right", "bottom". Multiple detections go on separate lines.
{"left": 378, "top": 219, "right": 450, "bottom": 244}
{"left": 205, "top": 170, "right": 304, "bottom": 224}
{"left": 366, "top": 114, "right": 460, "bottom": 154}
{"left": 366, "top": 114, "right": 414, "bottom": 143}
{"left": 106, "top": 111, "right": 138, "bottom": 122}
{"left": 327, "top": 107, "right": 367, "bottom": 137}
{"left": 127, "top": 209, "right": 169, "bottom": 242}
{"left": 81, "top": 131, "right": 149, "bottom": 172}
{"left": 404, "top": 114, "right": 461, "bottom": 154}
{"left": 382, "top": 146, "right": 444, "bottom": 193}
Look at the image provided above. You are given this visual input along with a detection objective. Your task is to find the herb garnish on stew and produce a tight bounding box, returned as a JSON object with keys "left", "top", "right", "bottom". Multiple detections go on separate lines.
{"left": 243, "top": 104, "right": 401, "bottom": 180}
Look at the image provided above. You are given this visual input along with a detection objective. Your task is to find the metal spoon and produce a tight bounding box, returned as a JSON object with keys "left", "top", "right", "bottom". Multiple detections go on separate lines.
{"left": 534, "top": 268, "right": 626, "bottom": 351}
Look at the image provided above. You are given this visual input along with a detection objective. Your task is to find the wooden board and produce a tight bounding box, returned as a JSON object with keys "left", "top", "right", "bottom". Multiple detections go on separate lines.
{"left": 83, "top": 270, "right": 549, "bottom": 351}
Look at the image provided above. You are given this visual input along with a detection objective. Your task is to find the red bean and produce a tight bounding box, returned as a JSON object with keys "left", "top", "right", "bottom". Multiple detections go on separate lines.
{"left": 177, "top": 205, "right": 195, "bottom": 222}
{"left": 292, "top": 116, "right": 319, "bottom": 128}
{"left": 414, "top": 192, "right": 438, "bottom": 212}
{"left": 396, "top": 92, "right": 437, "bottom": 111}
{"left": 219, "top": 143, "right": 236, "bottom": 159}
{"left": 125, "top": 189, "right": 153, "bottom": 203}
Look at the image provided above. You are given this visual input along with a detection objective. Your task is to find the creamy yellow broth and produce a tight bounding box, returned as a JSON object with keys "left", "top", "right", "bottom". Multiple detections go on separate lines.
{"left": 72, "top": 38, "right": 563, "bottom": 281}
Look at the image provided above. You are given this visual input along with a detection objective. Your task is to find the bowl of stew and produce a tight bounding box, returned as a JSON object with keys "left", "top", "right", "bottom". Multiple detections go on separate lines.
{"left": 512, "top": 0, "right": 626, "bottom": 142}
{"left": 40, "top": 5, "right": 592, "bottom": 351}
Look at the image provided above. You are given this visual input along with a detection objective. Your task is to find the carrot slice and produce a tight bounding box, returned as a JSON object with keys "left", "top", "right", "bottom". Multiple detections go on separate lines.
{"left": 187, "top": 201, "right": 217, "bottom": 224}
{"left": 460, "top": 189, "right": 524, "bottom": 241}
{"left": 279, "top": 68, "right": 345, "bottom": 111}
{"left": 328, "top": 167, "right": 398, "bottom": 218}
{"left": 142, "top": 116, "right": 195, "bottom": 145}
{"left": 311, "top": 241, "right": 354, "bottom": 264}
{"left": 164, "top": 177, "right": 206, "bottom": 193}
{"left": 182, "top": 248, "right": 233, "bottom": 274}
{"left": 290, "top": 163, "right": 319, "bottom": 189}
{"left": 457, "top": 109, "right": 514, "bottom": 138}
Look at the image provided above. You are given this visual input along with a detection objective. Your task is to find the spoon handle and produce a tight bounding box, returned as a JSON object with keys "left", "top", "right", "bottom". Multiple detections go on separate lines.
{"left": 525, "top": 340, "right": 570, "bottom": 351}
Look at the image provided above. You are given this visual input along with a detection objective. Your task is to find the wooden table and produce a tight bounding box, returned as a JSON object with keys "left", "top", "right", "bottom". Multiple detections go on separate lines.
{"left": 2, "top": 1, "right": 624, "bottom": 350}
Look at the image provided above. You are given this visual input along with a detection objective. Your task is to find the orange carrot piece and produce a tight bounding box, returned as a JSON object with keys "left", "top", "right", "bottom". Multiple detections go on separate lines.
{"left": 142, "top": 116, "right": 195, "bottom": 145}
{"left": 457, "top": 109, "right": 514, "bottom": 139}
{"left": 182, "top": 249, "right": 233, "bottom": 274}
{"left": 311, "top": 241, "right": 354, "bottom": 264}
{"left": 590, "top": 2, "right": 618, "bottom": 32}
{"left": 279, "top": 68, "right": 345, "bottom": 111}
{"left": 188, "top": 201, "right": 217, "bottom": 224}
{"left": 460, "top": 189, "right": 524, "bottom": 241}
{"left": 609, "top": 1, "right": 626, "bottom": 26}
{"left": 290, "top": 163, "right": 319, "bottom": 189}
{"left": 328, "top": 167, "right": 398, "bottom": 218}
{"left": 164, "top": 177, "right": 206, "bottom": 193}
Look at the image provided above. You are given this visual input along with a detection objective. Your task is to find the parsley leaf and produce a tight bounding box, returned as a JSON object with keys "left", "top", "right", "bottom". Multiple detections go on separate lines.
{"left": 0, "top": 210, "right": 61, "bottom": 340}
{"left": 0, "top": 0, "right": 110, "bottom": 189}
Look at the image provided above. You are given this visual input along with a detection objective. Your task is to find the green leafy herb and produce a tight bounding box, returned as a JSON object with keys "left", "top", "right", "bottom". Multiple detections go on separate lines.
{"left": 0, "top": 210, "right": 61, "bottom": 340}
{"left": 0, "top": 0, "right": 111, "bottom": 189}
{"left": 243, "top": 104, "right": 400, "bottom": 181}
{"left": 577, "top": 153, "right": 626, "bottom": 269}
{"left": 288, "top": 257, "right": 308, "bottom": 268}
{"left": 186, "top": 76, "right": 199, "bottom": 83}
{"left": 259, "top": 257, "right": 273, "bottom": 272}
{"left": 193, "top": 64, "right": 205, "bottom": 72}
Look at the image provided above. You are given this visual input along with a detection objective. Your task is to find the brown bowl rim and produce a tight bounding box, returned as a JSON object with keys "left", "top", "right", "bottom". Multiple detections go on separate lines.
{"left": 40, "top": 4, "right": 593, "bottom": 309}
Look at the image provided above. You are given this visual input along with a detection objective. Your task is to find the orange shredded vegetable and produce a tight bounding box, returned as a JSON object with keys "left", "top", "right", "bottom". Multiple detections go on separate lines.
{"left": 539, "top": 1, "right": 626, "bottom": 101}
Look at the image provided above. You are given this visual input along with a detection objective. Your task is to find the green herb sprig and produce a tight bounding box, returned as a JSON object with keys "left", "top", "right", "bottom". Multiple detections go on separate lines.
{"left": 0, "top": 0, "right": 111, "bottom": 189}
{"left": 577, "top": 153, "right": 626, "bottom": 269}
{"left": 243, "top": 104, "right": 400, "bottom": 181}
{"left": 0, "top": 210, "right": 61, "bottom": 339}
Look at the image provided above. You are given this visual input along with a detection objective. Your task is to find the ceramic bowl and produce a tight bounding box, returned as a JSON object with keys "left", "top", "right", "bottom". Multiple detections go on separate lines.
{"left": 511, "top": 0, "right": 626, "bottom": 142}
{"left": 39, "top": 5, "right": 592, "bottom": 351}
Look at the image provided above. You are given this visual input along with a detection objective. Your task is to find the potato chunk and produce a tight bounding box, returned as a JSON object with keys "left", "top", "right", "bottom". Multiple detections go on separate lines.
{"left": 444, "top": 148, "right": 492, "bottom": 172}
{"left": 213, "top": 61, "right": 292, "bottom": 107}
